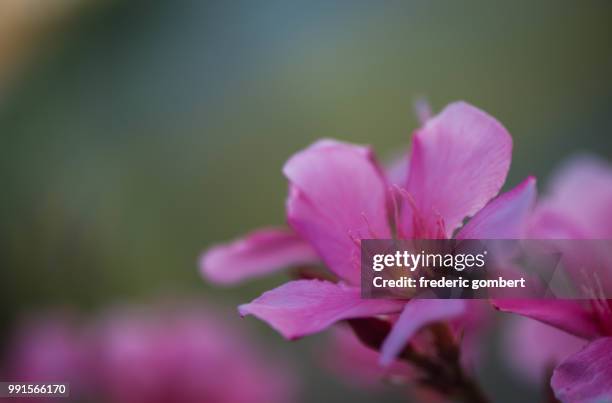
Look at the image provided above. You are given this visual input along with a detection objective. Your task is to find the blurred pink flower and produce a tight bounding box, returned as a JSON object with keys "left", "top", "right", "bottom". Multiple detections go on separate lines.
{"left": 2, "top": 304, "right": 296, "bottom": 403}
{"left": 1, "top": 312, "right": 89, "bottom": 402}
{"left": 495, "top": 156, "right": 612, "bottom": 403}
{"left": 502, "top": 316, "right": 585, "bottom": 382}
{"left": 90, "top": 304, "right": 296, "bottom": 403}
{"left": 201, "top": 101, "right": 536, "bottom": 368}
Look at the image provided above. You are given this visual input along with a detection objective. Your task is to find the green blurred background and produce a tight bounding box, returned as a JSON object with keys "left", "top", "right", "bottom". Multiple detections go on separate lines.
{"left": 1, "top": 1, "right": 611, "bottom": 402}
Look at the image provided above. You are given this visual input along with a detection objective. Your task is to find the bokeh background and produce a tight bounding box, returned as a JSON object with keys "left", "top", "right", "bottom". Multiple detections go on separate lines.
{"left": 1, "top": 1, "right": 611, "bottom": 402}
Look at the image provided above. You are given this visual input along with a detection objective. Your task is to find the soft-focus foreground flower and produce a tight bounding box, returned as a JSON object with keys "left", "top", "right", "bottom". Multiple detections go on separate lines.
{"left": 2, "top": 304, "right": 295, "bottom": 403}
{"left": 495, "top": 156, "right": 612, "bottom": 403}
{"left": 1, "top": 313, "right": 89, "bottom": 403}
{"left": 91, "top": 304, "right": 295, "bottom": 403}
{"left": 201, "top": 101, "right": 537, "bottom": 401}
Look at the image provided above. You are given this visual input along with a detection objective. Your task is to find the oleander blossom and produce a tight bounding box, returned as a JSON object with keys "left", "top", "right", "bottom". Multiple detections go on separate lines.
{"left": 201, "top": 101, "right": 536, "bottom": 378}
{"left": 2, "top": 304, "right": 296, "bottom": 403}
{"left": 495, "top": 156, "right": 612, "bottom": 403}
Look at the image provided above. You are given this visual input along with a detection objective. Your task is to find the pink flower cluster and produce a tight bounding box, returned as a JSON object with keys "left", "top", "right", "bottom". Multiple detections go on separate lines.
{"left": 201, "top": 101, "right": 612, "bottom": 402}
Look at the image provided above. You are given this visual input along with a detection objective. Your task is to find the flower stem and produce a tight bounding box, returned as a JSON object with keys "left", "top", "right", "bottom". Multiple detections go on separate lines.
{"left": 348, "top": 318, "right": 490, "bottom": 403}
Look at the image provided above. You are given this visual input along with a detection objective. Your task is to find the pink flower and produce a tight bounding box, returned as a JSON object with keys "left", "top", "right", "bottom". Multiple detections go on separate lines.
{"left": 494, "top": 156, "right": 612, "bottom": 403}
{"left": 201, "top": 101, "right": 536, "bottom": 369}
{"left": 1, "top": 312, "right": 90, "bottom": 403}
{"left": 502, "top": 316, "right": 585, "bottom": 383}
{"left": 2, "top": 304, "right": 296, "bottom": 403}
{"left": 89, "top": 303, "right": 296, "bottom": 403}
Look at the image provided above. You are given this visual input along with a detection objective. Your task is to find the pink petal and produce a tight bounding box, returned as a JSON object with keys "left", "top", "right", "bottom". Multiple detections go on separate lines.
{"left": 527, "top": 157, "right": 612, "bottom": 291}
{"left": 552, "top": 337, "right": 612, "bottom": 403}
{"left": 504, "top": 316, "right": 586, "bottom": 383}
{"left": 530, "top": 155, "right": 612, "bottom": 239}
{"left": 457, "top": 177, "right": 536, "bottom": 239}
{"left": 492, "top": 299, "right": 600, "bottom": 340}
{"left": 528, "top": 209, "right": 585, "bottom": 239}
{"left": 402, "top": 102, "right": 512, "bottom": 238}
{"left": 239, "top": 279, "right": 404, "bottom": 340}
{"left": 200, "top": 227, "right": 319, "bottom": 285}
{"left": 379, "top": 299, "right": 466, "bottom": 366}
{"left": 283, "top": 140, "right": 391, "bottom": 284}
